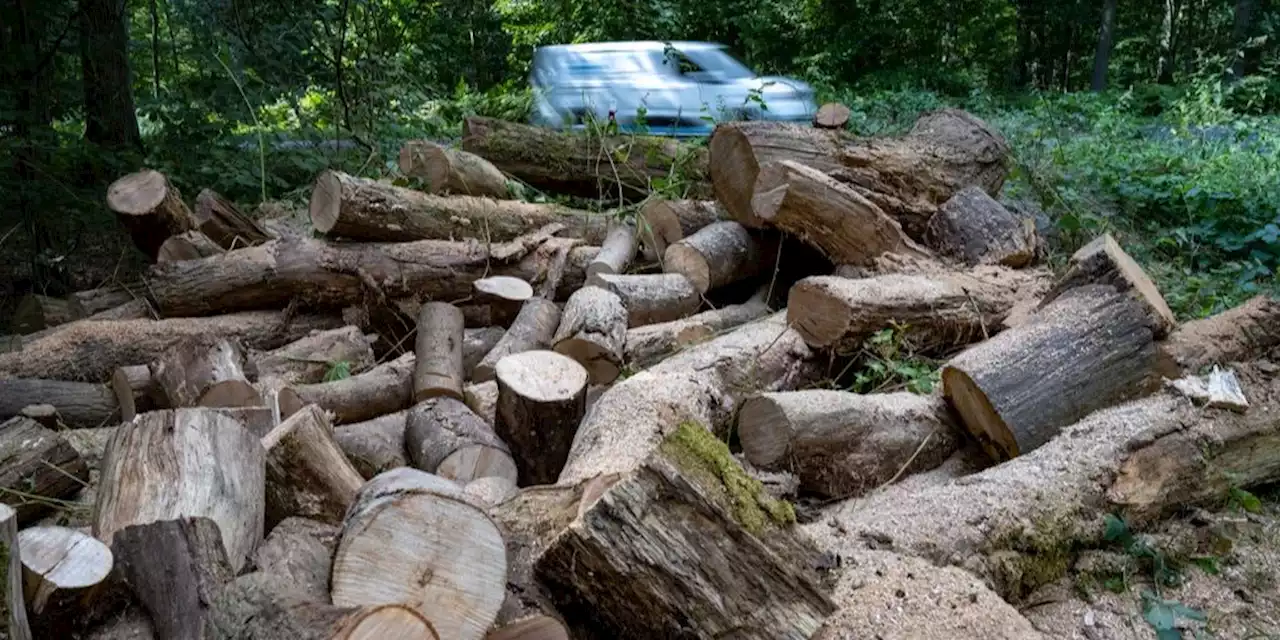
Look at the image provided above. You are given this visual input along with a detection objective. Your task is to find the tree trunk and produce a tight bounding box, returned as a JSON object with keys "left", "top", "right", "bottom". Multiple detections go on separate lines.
{"left": 252, "top": 517, "right": 338, "bottom": 602}
{"left": 413, "top": 302, "right": 466, "bottom": 402}
{"left": 0, "top": 379, "right": 118, "bottom": 428}
{"left": 1090, "top": 0, "right": 1118, "bottom": 91}
{"left": 0, "top": 417, "right": 89, "bottom": 525}
{"left": 1229, "top": 0, "right": 1259, "bottom": 79}
{"left": 399, "top": 140, "right": 511, "bottom": 199}
{"left": 248, "top": 325, "right": 377, "bottom": 385}
{"left": 79, "top": 0, "right": 142, "bottom": 152}
{"left": 585, "top": 224, "right": 638, "bottom": 280}
{"left": 262, "top": 404, "right": 365, "bottom": 529}
{"left": 587, "top": 273, "right": 702, "bottom": 327}
{"left": 333, "top": 411, "right": 408, "bottom": 479}
{"left": 551, "top": 287, "right": 628, "bottom": 384}
{"left": 106, "top": 170, "right": 195, "bottom": 259}
{"left": 495, "top": 350, "right": 589, "bottom": 486}
{"left": 623, "top": 289, "right": 771, "bottom": 369}
{"left": 637, "top": 199, "right": 727, "bottom": 260}
{"left": 157, "top": 230, "right": 225, "bottom": 262}
{"left": 0, "top": 504, "right": 32, "bottom": 640}
{"left": 1157, "top": 0, "right": 1180, "bottom": 83}
{"left": 405, "top": 397, "right": 518, "bottom": 485}
{"left": 150, "top": 337, "right": 260, "bottom": 409}
{"left": 473, "top": 298, "right": 562, "bottom": 382}
{"left": 662, "top": 221, "right": 766, "bottom": 294}
{"left": 194, "top": 188, "right": 272, "bottom": 250}
{"left": 923, "top": 186, "right": 1035, "bottom": 268}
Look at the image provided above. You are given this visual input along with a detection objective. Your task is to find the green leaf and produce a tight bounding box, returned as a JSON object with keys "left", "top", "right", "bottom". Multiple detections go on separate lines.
{"left": 1103, "top": 514, "right": 1130, "bottom": 542}
{"left": 324, "top": 361, "right": 352, "bottom": 382}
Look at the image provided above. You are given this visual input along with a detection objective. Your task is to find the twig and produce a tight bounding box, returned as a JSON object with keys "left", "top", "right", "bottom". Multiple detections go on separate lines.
{"left": 880, "top": 431, "right": 935, "bottom": 489}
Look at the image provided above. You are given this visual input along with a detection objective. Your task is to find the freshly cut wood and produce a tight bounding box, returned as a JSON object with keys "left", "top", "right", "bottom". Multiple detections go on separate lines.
{"left": 0, "top": 311, "right": 341, "bottom": 382}
{"left": 943, "top": 284, "right": 1171, "bottom": 462}
{"left": 662, "top": 220, "right": 763, "bottom": 294}
{"left": 737, "top": 390, "right": 960, "bottom": 499}
{"left": 1037, "top": 233, "right": 1177, "bottom": 338}
{"left": 923, "top": 186, "right": 1034, "bottom": 268}
{"left": 637, "top": 199, "right": 727, "bottom": 260}
{"left": 399, "top": 139, "right": 511, "bottom": 198}
{"left": 462, "top": 476, "right": 519, "bottom": 509}
{"left": 110, "top": 517, "right": 231, "bottom": 639}
{"left": 486, "top": 615, "right": 569, "bottom": 640}
{"left": 472, "top": 298, "right": 562, "bottom": 382}
{"left": 585, "top": 224, "right": 637, "bottom": 279}
{"left": 750, "top": 159, "right": 929, "bottom": 265}
{"left": 413, "top": 302, "right": 465, "bottom": 402}
{"left": 93, "top": 408, "right": 265, "bottom": 572}
{"left": 406, "top": 398, "right": 518, "bottom": 485}
{"left": 309, "top": 170, "right": 607, "bottom": 243}
{"left": 551, "top": 287, "right": 627, "bottom": 384}
{"left": 257, "top": 376, "right": 305, "bottom": 424}
{"left": 252, "top": 517, "right": 338, "bottom": 602}
{"left": 461, "top": 115, "right": 711, "bottom": 200}
{"left": 464, "top": 381, "right": 499, "bottom": 426}
{"left": 151, "top": 337, "right": 259, "bottom": 409}
{"left": 624, "top": 289, "right": 771, "bottom": 369}
{"left": 11, "top": 294, "right": 80, "bottom": 334}
{"left": 331, "top": 467, "right": 507, "bottom": 640}
{"left": 495, "top": 351, "right": 589, "bottom": 486}
{"left": 710, "top": 109, "right": 1010, "bottom": 236}
{"left": 814, "top": 102, "right": 851, "bottom": 129}
{"left": 587, "top": 273, "right": 701, "bottom": 327}
{"left": 1162, "top": 294, "right": 1280, "bottom": 372}
{"left": 292, "top": 353, "right": 413, "bottom": 424}
{"left": 334, "top": 411, "right": 408, "bottom": 479}
{"left": 559, "top": 312, "right": 821, "bottom": 484}
{"left": 0, "top": 379, "right": 118, "bottom": 428}
{"left": 249, "top": 326, "right": 376, "bottom": 385}
{"left": 475, "top": 276, "right": 534, "bottom": 327}
{"left": 194, "top": 188, "right": 272, "bottom": 249}
{"left": 18, "top": 526, "right": 114, "bottom": 630}
{"left": 157, "top": 230, "right": 226, "bottom": 262}
{"left": 0, "top": 504, "right": 31, "bottom": 640}
{"left": 0, "top": 417, "right": 89, "bottom": 524}
{"left": 262, "top": 404, "right": 365, "bottom": 528}
{"left": 106, "top": 169, "right": 197, "bottom": 259}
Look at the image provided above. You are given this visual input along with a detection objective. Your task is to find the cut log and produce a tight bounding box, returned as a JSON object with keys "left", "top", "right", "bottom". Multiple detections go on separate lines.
{"left": 662, "top": 220, "right": 764, "bottom": 295}
{"left": 150, "top": 337, "right": 260, "bottom": 409}
{"left": 637, "top": 199, "right": 727, "bottom": 260}
{"left": 551, "top": 287, "right": 627, "bottom": 384}
{"left": 0, "top": 417, "right": 89, "bottom": 525}
{"left": 494, "top": 351, "right": 589, "bottom": 486}
{"left": 106, "top": 169, "right": 198, "bottom": 260}
{"left": 587, "top": 273, "right": 701, "bottom": 327}
{"left": 309, "top": 170, "right": 608, "bottom": 243}
{"left": 465, "top": 327, "right": 507, "bottom": 377}
{"left": 248, "top": 326, "right": 376, "bottom": 385}
{"left": 110, "top": 516, "right": 232, "bottom": 639}
{"left": 11, "top": 294, "right": 80, "bottom": 334}
{"left": 93, "top": 408, "right": 265, "bottom": 572}
{"left": 208, "top": 406, "right": 277, "bottom": 438}
{"left": 194, "top": 188, "right": 272, "bottom": 250}
{"left": 399, "top": 139, "right": 511, "bottom": 198}
{"left": 334, "top": 411, "right": 408, "bottom": 480}
{"left": 472, "top": 298, "right": 562, "bottom": 383}
{"left": 157, "top": 230, "right": 226, "bottom": 263}
{"left": 406, "top": 397, "right": 518, "bottom": 485}
{"left": 464, "top": 381, "right": 498, "bottom": 426}
{"left": 262, "top": 404, "right": 365, "bottom": 528}
{"left": 252, "top": 517, "right": 338, "bottom": 602}
{"left": 331, "top": 467, "right": 507, "bottom": 639}
{"left": 413, "top": 302, "right": 465, "bottom": 402}
{"left": 737, "top": 390, "right": 960, "bottom": 499}
{"left": 0, "top": 504, "right": 31, "bottom": 640}
{"left": 1037, "top": 232, "right": 1177, "bottom": 338}
{"left": 943, "top": 284, "right": 1173, "bottom": 462}
{"left": 462, "top": 476, "right": 519, "bottom": 509}
{"left": 85, "top": 298, "right": 153, "bottom": 321}
{"left": 0, "top": 311, "right": 341, "bottom": 382}
{"left": 923, "top": 185, "right": 1035, "bottom": 268}
{"left": 1162, "top": 294, "right": 1280, "bottom": 372}
{"left": 461, "top": 115, "right": 711, "bottom": 200}
{"left": 813, "top": 102, "right": 851, "bottom": 129}
{"left": 68, "top": 286, "right": 139, "bottom": 317}
{"left": 18, "top": 526, "right": 114, "bottom": 629}
{"left": 0, "top": 379, "right": 118, "bottom": 428}
{"left": 475, "top": 276, "right": 534, "bottom": 328}
{"left": 584, "top": 223, "right": 637, "bottom": 280}
{"left": 710, "top": 108, "right": 1011, "bottom": 237}
{"left": 750, "top": 159, "right": 930, "bottom": 266}
{"left": 559, "top": 312, "right": 821, "bottom": 484}
{"left": 256, "top": 376, "right": 305, "bottom": 424}
{"left": 624, "top": 289, "right": 771, "bottom": 369}
{"left": 486, "top": 615, "right": 568, "bottom": 640}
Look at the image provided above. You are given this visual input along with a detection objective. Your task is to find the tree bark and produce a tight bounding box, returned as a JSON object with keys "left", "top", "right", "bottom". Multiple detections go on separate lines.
{"left": 1036, "top": 232, "right": 1177, "bottom": 338}
{"left": 406, "top": 398, "right": 518, "bottom": 485}
{"left": 585, "top": 224, "right": 638, "bottom": 280}
{"left": 194, "top": 188, "right": 272, "bottom": 250}
{"left": 106, "top": 170, "right": 195, "bottom": 259}
{"left": 1157, "top": 0, "right": 1180, "bottom": 83}
{"left": 252, "top": 517, "right": 338, "bottom": 602}
{"left": 924, "top": 186, "right": 1035, "bottom": 267}
{"left": 333, "top": 411, "right": 408, "bottom": 479}
{"left": 248, "top": 326, "right": 376, "bottom": 385}
{"left": 150, "top": 337, "right": 260, "bottom": 409}
{"left": 413, "top": 302, "right": 466, "bottom": 402}
{"left": 623, "top": 290, "right": 771, "bottom": 369}
{"left": 0, "top": 379, "right": 118, "bottom": 428}
{"left": 69, "top": 286, "right": 140, "bottom": 317}
{"left": 551, "top": 287, "right": 628, "bottom": 384}
{"left": 0, "top": 504, "right": 32, "bottom": 640}
{"left": 79, "top": 0, "right": 142, "bottom": 153}
{"left": 473, "top": 298, "right": 562, "bottom": 382}
{"left": 662, "top": 221, "right": 765, "bottom": 294}
{"left": 1090, "top": 0, "right": 1119, "bottom": 90}
{"left": 262, "top": 404, "right": 365, "bottom": 529}
{"left": 637, "top": 199, "right": 727, "bottom": 260}
{"left": 0, "top": 417, "right": 89, "bottom": 525}
{"left": 1161, "top": 294, "right": 1280, "bottom": 373}
{"left": 109, "top": 364, "right": 162, "bottom": 421}
{"left": 399, "top": 139, "right": 511, "bottom": 199}
{"left": 495, "top": 351, "right": 589, "bottom": 486}
{"left": 587, "top": 273, "right": 702, "bottom": 327}
{"left": 157, "top": 230, "right": 226, "bottom": 263}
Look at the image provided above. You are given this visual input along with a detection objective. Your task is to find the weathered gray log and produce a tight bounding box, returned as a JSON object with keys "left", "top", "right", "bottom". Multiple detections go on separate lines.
{"left": 406, "top": 398, "right": 518, "bottom": 485}
{"left": 150, "top": 337, "right": 260, "bottom": 409}
{"left": 586, "top": 273, "right": 701, "bottom": 327}
{"left": 585, "top": 224, "right": 637, "bottom": 280}
{"left": 399, "top": 139, "right": 511, "bottom": 199}
{"left": 251, "top": 517, "right": 338, "bottom": 602}
{"left": 0, "top": 379, "right": 118, "bottom": 428}
{"left": 472, "top": 298, "right": 562, "bottom": 383}
{"left": 333, "top": 411, "right": 408, "bottom": 479}
{"left": 194, "top": 188, "right": 273, "bottom": 250}
{"left": 551, "top": 287, "right": 627, "bottom": 385}
{"left": 413, "top": 302, "right": 466, "bottom": 402}
{"left": 111, "top": 516, "right": 232, "bottom": 640}
{"left": 0, "top": 417, "right": 89, "bottom": 525}
{"left": 623, "top": 290, "right": 770, "bottom": 369}
{"left": 262, "top": 404, "right": 365, "bottom": 529}
{"left": 662, "top": 220, "right": 763, "bottom": 295}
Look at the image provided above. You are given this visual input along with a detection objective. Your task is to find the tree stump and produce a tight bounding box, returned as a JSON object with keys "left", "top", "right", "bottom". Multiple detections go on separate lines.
{"left": 406, "top": 397, "right": 518, "bottom": 485}
{"left": 413, "top": 302, "right": 466, "bottom": 402}
{"left": 494, "top": 351, "right": 590, "bottom": 486}
{"left": 106, "top": 169, "right": 197, "bottom": 260}
{"left": 586, "top": 273, "right": 701, "bottom": 327}
{"left": 473, "top": 298, "right": 562, "bottom": 382}
{"left": 551, "top": 287, "right": 628, "bottom": 384}
{"left": 399, "top": 139, "right": 511, "bottom": 198}
{"left": 262, "top": 404, "right": 366, "bottom": 529}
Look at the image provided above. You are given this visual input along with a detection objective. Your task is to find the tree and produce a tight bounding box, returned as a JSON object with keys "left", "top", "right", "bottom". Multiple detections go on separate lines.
{"left": 79, "top": 0, "right": 142, "bottom": 152}
{"left": 1091, "top": 0, "right": 1118, "bottom": 90}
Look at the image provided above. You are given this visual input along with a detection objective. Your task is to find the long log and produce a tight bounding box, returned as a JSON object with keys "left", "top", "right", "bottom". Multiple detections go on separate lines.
{"left": 194, "top": 188, "right": 273, "bottom": 250}
{"left": 334, "top": 411, "right": 408, "bottom": 479}
{"left": 1037, "top": 232, "right": 1177, "bottom": 338}
{"left": 551, "top": 286, "right": 627, "bottom": 384}
{"left": 0, "top": 417, "right": 89, "bottom": 525}
{"left": 495, "top": 351, "right": 589, "bottom": 486}
{"left": 0, "top": 503, "right": 31, "bottom": 640}
{"left": 923, "top": 185, "right": 1035, "bottom": 268}
{"left": 106, "top": 169, "right": 197, "bottom": 260}
{"left": 1162, "top": 294, "right": 1280, "bottom": 372}
{"left": 399, "top": 139, "right": 511, "bottom": 198}
{"left": 405, "top": 397, "right": 518, "bottom": 485}
{"left": 262, "top": 404, "right": 365, "bottom": 528}
{"left": 68, "top": 286, "right": 140, "bottom": 317}
{"left": 0, "top": 379, "right": 118, "bottom": 428}
{"left": 623, "top": 289, "right": 771, "bottom": 369}
{"left": 473, "top": 298, "right": 562, "bottom": 382}
{"left": 248, "top": 326, "right": 376, "bottom": 385}
{"left": 637, "top": 199, "right": 727, "bottom": 260}
{"left": 585, "top": 224, "right": 637, "bottom": 280}
{"left": 110, "top": 516, "right": 232, "bottom": 639}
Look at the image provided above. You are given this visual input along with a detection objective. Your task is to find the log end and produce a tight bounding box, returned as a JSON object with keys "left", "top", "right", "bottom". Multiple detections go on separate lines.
{"left": 941, "top": 365, "right": 1015, "bottom": 461}
{"left": 814, "top": 103, "right": 851, "bottom": 129}
{"left": 437, "top": 445, "right": 519, "bottom": 487}
{"left": 485, "top": 614, "right": 569, "bottom": 640}
{"left": 475, "top": 276, "right": 534, "bottom": 303}
{"left": 202, "top": 380, "right": 264, "bottom": 408}
{"left": 343, "top": 604, "right": 441, "bottom": 640}
{"left": 736, "top": 395, "right": 794, "bottom": 468}
{"left": 662, "top": 243, "right": 711, "bottom": 294}
{"left": 107, "top": 169, "right": 168, "bottom": 215}
{"left": 708, "top": 125, "right": 763, "bottom": 228}
{"left": 553, "top": 337, "right": 622, "bottom": 385}
{"left": 785, "top": 279, "right": 853, "bottom": 349}
{"left": 637, "top": 200, "right": 685, "bottom": 259}
{"left": 309, "top": 170, "right": 343, "bottom": 234}
{"left": 495, "top": 351, "right": 589, "bottom": 406}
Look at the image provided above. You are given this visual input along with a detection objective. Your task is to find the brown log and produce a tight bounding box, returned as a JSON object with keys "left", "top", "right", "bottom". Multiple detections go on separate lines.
{"left": 0, "top": 417, "right": 89, "bottom": 525}
{"left": 262, "top": 404, "right": 365, "bottom": 529}
{"left": 93, "top": 408, "right": 265, "bottom": 572}
{"left": 623, "top": 289, "right": 770, "bottom": 369}
{"left": 494, "top": 351, "right": 588, "bottom": 486}
{"left": 0, "top": 379, "right": 118, "bottom": 428}
{"left": 585, "top": 223, "right": 637, "bottom": 280}
{"left": 475, "top": 276, "right": 534, "bottom": 328}
{"left": 157, "top": 230, "right": 226, "bottom": 263}
{"left": 637, "top": 199, "right": 727, "bottom": 260}
{"left": 413, "top": 302, "right": 465, "bottom": 402}
{"left": 331, "top": 467, "right": 506, "bottom": 639}
{"left": 587, "top": 272, "right": 701, "bottom": 327}
{"left": 460, "top": 115, "right": 711, "bottom": 200}
{"left": 310, "top": 169, "right": 608, "bottom": 243}
{"left": 252, "top": 517, "right": 338, "bottom": 602}
{"left": 106, "top": 169, "right": 198, "bottom": 260}
{"left": 248, "top": 326, "right": 377, "bottom": 385}
{"left": 813, "top": 102, "right": 851, "bottom": 129}
{"left": 11, "top": 294, "right": 80, "bottom": 334}
{"left": 406, "top": 397, "right": 518, "bottom": 485}
{"left": 150, "top": 337, "right": 260, "bottom": 408}
{"left": 661, "top": 220, "right": 765, "bottom": 295}
{"left": 1162, "top": 294, "right": 1280, "bottom": 372}
{"left": 737, "top": 390, "right": 960, "bottom": 499}
{"left": 399, "top": 139, "right": 511, "bottom": 198}
{"left": 0, "top": 311, "right": 341, "bottom": 382}
{"left": 485, "top": 615, "right": 568, "bottom": 640}
{"left": 710, "top": 108, "right": 1010, "bottom": 237}
{"left": 943, "top": 284, "right": 1173, "bottom": 462}
{"left": 464, "top": 381, "right": 498, "bottom": 426}
{"left": 18, "top": 526, "right": 116, "bottom": 633}
{"left": 0, "top": 504, "right": 32, "bottom": 640}
{"left": 473, "top": 298, "right": 562, "bottom": 383}
{"left": 333, "top": 411, "right": 407, "bottom": 479}
{"left": 751, "top": 159, "right": 930, "bottom": 266}
{"left": 85, "top": 298, "right": 153, "bottom": 321}
{"left": 1036, "top": 232, "right": 1177, "bottom": 338}
{"left": 194, "top": 188, "right": 272, "bottom": 250}
{"left": 551, "top": 287, "right": 627, "bottom": 385}
{"left": 923, "top": 185, "right": 1035, "bottom": 268}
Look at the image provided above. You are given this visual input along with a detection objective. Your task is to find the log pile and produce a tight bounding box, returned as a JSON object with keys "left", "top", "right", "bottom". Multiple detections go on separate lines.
{"left": 2, "top": 110, "right": 1277, "bottom": 639}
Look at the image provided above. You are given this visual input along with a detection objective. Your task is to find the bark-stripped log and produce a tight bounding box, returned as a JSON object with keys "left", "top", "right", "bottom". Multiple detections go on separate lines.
{"left": 106, "top": 169, "right": 197, "bottom": 260}
{"left": 551, "top": 287, "right": 627, "bottom": 384}
{"left": 0, "top": 417, "right": 89, "bottom": 525}
{"left": 406, "top": 397, "right": 518, "bottom": 485}
{"left": 637, "top": 199, "right": 727, "bottom": 260}
{"left": 248, "top": 326, "right": 376, "bottom": 385}
{"left": 194, "top": 188, "right": 272, "bottom": 250}
{"left": 495, "top": 351, "right": 589, "bottom": 486}
{"left": 262, "top": 404, "right": 365, "bottom": 528}
{"left": 399, "top": 139, "right": 511, "bottom": 199}
{"left": 10, "top": 295, "right": 79, "bottom": 334}
{"left": 923, "top": 186, "right": 1035, "bottom": 268}
{"left": 585, "top": 224, "right": 637, "bottom": 280}
{"left": 662, "top": 221, "right": 763, "bottom": 294}
{"left": 252, "top": 517, "right": 338, "bottom": 602}
{"left": 413, "top": 302, "right": 466, "bottom": 402}
{"left": 1037, "top": 233, "right": 1177, "bottom": 339}
{"left": 0, "top": 503, "right": 31, "bottom": 640}
{"left": 472, "top": 298, "right": 562, "bottom": 383}
{"left": 334, "top": 411, "right": 408, "bottom": 480}
{"left": 813, "top": 103, "right": 851, "bottom": 129}
{"left": 475, "top": 276, "right": 533, "bottom": 328}
{"left": 0, "top": 379, "right": 118, "bottom": 428}
{"left": 110, "top": 516, "right": 232, "bottom": 639}
{"left": 587, "top": 273, "right": 701, "bottom": 327}
{"left": 151, "top": 337, "right": 260, "bottom": 408}
{"left": 157, "top": 230, "right": 226, "bottom": 263}
{"left": 623, "top": 289, "right": 771, "bottom": 369}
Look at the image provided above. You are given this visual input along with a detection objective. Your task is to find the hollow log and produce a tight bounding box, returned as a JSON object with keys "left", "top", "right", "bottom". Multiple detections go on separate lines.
{"left": 18, "top": 526, "right": 116, "bottom": 634}
{"left": 813, "top": 103, "right": 851, "bottom": 129}
{"left": 464, "top": 381, "right": 498, "bottom": 426}
{"left": 623, "top": 289, "right": 771, "bottom": 369}
{"left": 473, "top": 298, "right": 562, "bottom": 383}
{"left": 923, "top": 185, "right": 1035, "bottom": 268}
{"left": 150, "top": 337, "right": 260, "bottom": 409}
{"left": 331, "top": 467, "right": 507, "bottom": 640}
{"left": 637, "top": 199, "right": 727, "bottom": 260}
{"left": 475, "top": 276, "right": 533, "bottom": 328}
{"left": 413, "top": 302, "right": 465, "bottom": 402}
{"left": 110, "top": 516, "right": 232, "bottom": 639}
{"left": 0, "top": 417, "right": 89, "bottom": 525}
{"left": 157, "top": 230, "right": 226, "bottom": 263}
{"left": 0, "top": 379, "right": 118, "bottom": 428}
{"left": 1162, "top": 294, "right": 1280, "bottom": 372}
{"left": 399, "top": 139, "right": 511, "bottom": 199}
{"left": 495, "top": 351, "right": 589, "bottom": 486}
{"left": 585, "top": 224, "right": 637, "bottom": 280}
{"left": 262, "top": 404, "right": 365, "bottom": 529}
{"left": 333, "top": 411, "right": 407, "bottom": 479}
{"left": 551, "top": 287, "right": 627, "bottom": 385}
{"left": 587, "top": 273, "right": 701, "bottom": 327}
{"left": 252, "top": 517, "right": 338, "bottom": 602}
{"left": 662, "top": 220, "right": 763, "bottom": 294}
{"left": 406, "top": 397, "right": 518, "bottom": 485}
{"left": 106, "top": 169, "right": 197, "bottom": 260}
{"left": 11, "top": 295, "right": 80, "bottom": 334}
{"left": 248, "top": 326, "right": 376, "bottom": 385}
{"left": 1036, "top": 232, "right": 1177, "bottom": 338}
{"left": 194, "top": 188, "right": 272, "bottom": 250}
{"left": 0, "top": 504, "right": 31, "bottom": 640}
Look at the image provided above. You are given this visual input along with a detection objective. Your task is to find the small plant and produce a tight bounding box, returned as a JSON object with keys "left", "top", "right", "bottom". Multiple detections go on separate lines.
{"left": 1226, "top": 486, "right": 1263, "bottom": 514}
{"left": 1103, "top": 514, "right": 1210, "bottom": 639}
{"left": 324, "top": 360, "right": 352, "bottom": 382}
{"left": 847, "top": 325, "right": 940, "bottom": 394}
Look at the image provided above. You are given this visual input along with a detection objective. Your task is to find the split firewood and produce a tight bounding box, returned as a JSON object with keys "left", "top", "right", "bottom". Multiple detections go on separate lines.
{"left": 1036, "top": 232, "right": 1177, "bottom": 338}
{"left": 0, "top": 417, "right": 89, "bottom": 525}
{"left": 662, "top": 220, "right": 765, "bottom": 294}
{"left": 813, "top": 102, "right": 851, "bottom": 129}
{"left": 923, "top": 186, "right": 1035, "bottom": 268}
{"left": 473, "top": 298, "right": 562, "bottom": 382}
{"left": 464, "top": 381, "right": 498, "bottom": 425}
{"left": 333, "top": 411, "right": 408, "bottom": 479}
{"left": 462, "top": 476, "right": 519, "bottom": 509}
{"left": 406, "top": 398, "right": 518, "bottom": 485}
{"left": 309, "top": 169, "right": 608, "bottom": 243}
{"left": 262, "top": 404, "right": 365, "bottom": 528}
{"left": 586, "top": 273, "right": 701, "bottom": 327}
{"left": 106, "top": 169, "right": 198, "bottom": 260}
{"left": 252, "top": 517, "right": 338, "bottom": 602}
{"left": 0, "top": 503, "right": 32, "bottom": 640}
{"left": 1162, "top": 294, "right": 1280, "bottom": 372}
{"left": 150, "top": 336, "right": 260, "bottom": 409}
{"left": 750, "top": 159, "right": 930, "bottom": 265}
{"left": 585, "top": 223, "right": 638, "bottom": 280}
{"left": 11, "top": 294, "right": 80, "bottom": 334}
{"left": 331, "top": 467, "right": 507, "bottom": 639}
{"left": 624, "top": 288, "right": 771, "bottom": 369}
{"left": 736, "top": 390, "right": 960, "bottom": 499}
{"left": 551, "top": 287, "right": 627, "bottom": 384}
{"left": 413, "top": 302, "right": 466, "bottom": 402}
{"left": 18, "top": 526, "right": 115, "bottom": 632}
{"left": 0, "top": 379, "right": 118, "bottom": 428}
{"left": 248, "top": 326, "right": 376, "bottom": 385}
{"left": 461, "top": 115, "right": 711, "bottom": 200}
{"left": 399, "top": 139, "right": 511, "bottom": 199}
{"left": 710, "top": 108, "right": 1010, "bottom": 237}
{"left": 494, "top": 350, "right": 589, "bottom": 486}
{"left": 157, "top": 230, "right": 226, "bottom": 262}
{"left": 194, "top": 188, "right": 273, "bottom": 249}
{"left": 110, "top": 516, "right": 232, "bottom": 639}
{"left": 637, "top": 199, "right": 728, "bottom": 260}
{"left": 94, "top": 408, "right": 265, "bottom": 572}
{"left": 475, "top": 276, "right": 534, "bottom": 327}
{"left": 0, "top": 311, "right": 341, "bottom": 382}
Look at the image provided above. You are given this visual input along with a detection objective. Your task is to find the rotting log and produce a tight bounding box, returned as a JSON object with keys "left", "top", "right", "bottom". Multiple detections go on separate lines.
{"left": 106, "top": 169, "right": 197, "bottom": 260}
{"left": 623, "top": 289, "right": 771, "bottom": 369}
{"left": 0, "top": 379, "right": 118, "bottom": 428}
{"left": 157, "top": 230, "right": 226, "bottom": 263}
{"left": 586, "top": 272, "right": 701, "bottom": 327}
{"left": 475, "top": 276, "right": 533, "bottom": 328}
{"left": 150, "top": 337, "right": 260, "bottom": 408}
{"left": 662, "top": 220, "right": 764, "bottom": 295}
{"left": 0, "top": 417, "right": 89, "bottom": 525}
{"left": 1036, "top": 233, "right": 1177, "bottom": 339}
{"left": 923, "top": 185, "right": 1035, "bottom": 268}
{"left": 252, "top": 517, "right": 338, "bottom": 602}
{"left": 551, "top": 287, "right": 627, "bottom": 385}
{"left": 473, "top": 298, "right": 562, "bottom": 382}
{"left": 399, "top": 139, "right": 511, "bottom": 199}
{"left": 637, "top": 199, "right": 727, "bottom": 260}
{"left": 262, "top": 404, "right": 365, "bottom": 529}
{"left": 11, "top": 295, "right": 80, "bottom": 334}
{"left": 413, "top": 302, "right": 466, "bottom": 402}
{"left": 18, "top": 526, "right": 116, "bottom": 635}
{"left": 585, "top": 224, "right": 637, "bottom": 280}
{"left": 248, "top": 325, "right": 376, "bottom": 385}
{"left": 194, "top": 188, "right": 272, "bottom": 250}
{"left": 495, "top": 351, "right": 589, "bottom": 486}
{"left": 0, "top": 503, "right": 32, "bottom": 640}
{"left": 813, "top": 103, "right": 851, "bottom": 129}
{"left": 334, "top": 411, "right": 408, "bottom": 479}
{"left": 406, "top": 397, "right": 518, "bottom": 485}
